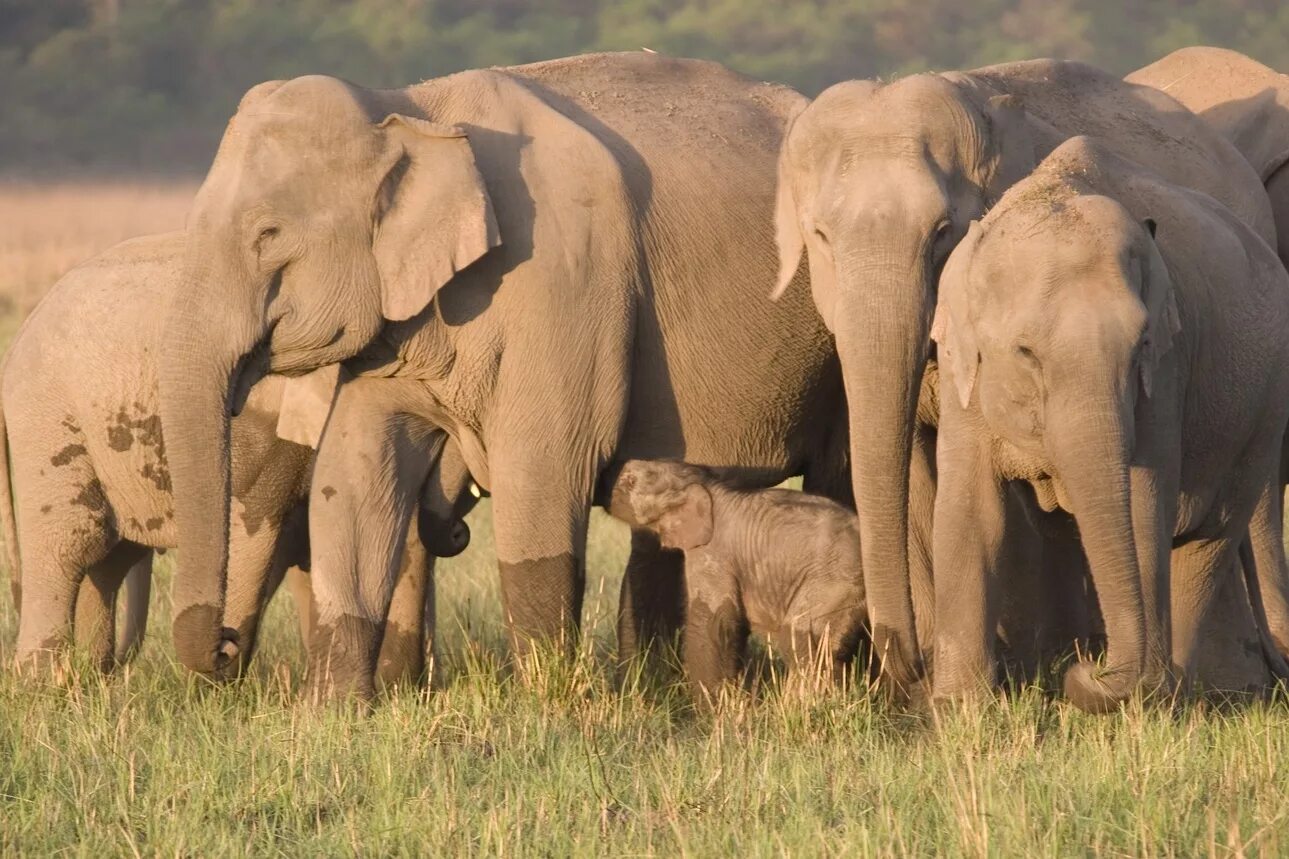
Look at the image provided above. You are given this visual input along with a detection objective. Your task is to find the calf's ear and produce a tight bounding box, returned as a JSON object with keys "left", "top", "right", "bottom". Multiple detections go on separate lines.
{"left": 658, "top": 484, "right": 714, "bottom": 551}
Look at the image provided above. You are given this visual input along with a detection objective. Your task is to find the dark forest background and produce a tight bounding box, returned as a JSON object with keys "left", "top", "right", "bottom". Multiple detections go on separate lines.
{"left": 4, "top": 0, "right": 1289, "bottom": 171}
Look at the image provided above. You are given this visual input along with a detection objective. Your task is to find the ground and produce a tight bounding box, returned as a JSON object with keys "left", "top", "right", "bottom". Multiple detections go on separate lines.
{"left": 2, "top": 181, "right": 1288, "bottom": 856}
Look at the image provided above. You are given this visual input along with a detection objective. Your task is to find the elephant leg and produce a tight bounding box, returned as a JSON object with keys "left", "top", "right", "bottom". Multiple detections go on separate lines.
{"left": 114, "top": 552, "right": 154, "bottom": 665}
{"left": 1183, "top": 537, "right": 1275, "bottom": 698}
{"left": 683, "top": 552, "right": 746, "bottom": 706}
{"left": 930, "top": 431, "right": 1008, "bottom": 702}
{"left": 907, "top": 423, "right": 937, "bottom": 671}
{"left": 490, "top": 440, "right": 595, "bottom": 667}
{"left": 286, "top": 566, "right": 314, "bottom": 650}
{"left": 14, "top": 463, "right": 113, "bottom": 671}
{"left": 307, "top": 379, "right": 439, "bottom": 702}
{"left": 222, "top": 500, "right": 294, "bottom": 676}
{"left": 74, "top": 542, "right": 149, "bottom": 673}
{"left": 616, "top": 529, "right": 685, "bottom": 673}
{"left": 1246, "top": 476, "right": 1289, "bottom": 656}
{"left": 375, "top": 527, "right": 434, "bottom": 692}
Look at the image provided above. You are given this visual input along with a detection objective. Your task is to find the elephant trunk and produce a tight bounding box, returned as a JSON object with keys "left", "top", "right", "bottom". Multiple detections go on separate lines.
{"left": 160, "top": 259, "right": 263, "bottom": 677}
{"left": 834, "top": 261, "right": 930, "bottom": 690}
{"left": 1048, "top": 390, "right": 1147, "bottom": 713}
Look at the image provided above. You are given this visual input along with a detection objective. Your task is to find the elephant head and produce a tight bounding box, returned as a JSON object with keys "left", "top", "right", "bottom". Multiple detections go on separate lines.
{"left": 609, "top": 460, "right": 716, "bottom": 551}
{"left": 772, "top": 73, "right": 1036, "bottom": 689}
{"left": 933, "top": 188, "right": 1179, "bottom": 712}
{"left": 163, "top": 75, "right": 500, "bottom": 675}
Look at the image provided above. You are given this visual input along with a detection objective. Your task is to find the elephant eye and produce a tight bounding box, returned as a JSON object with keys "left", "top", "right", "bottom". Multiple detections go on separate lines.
{"left": 252, "top": 224, "right": 282, "bottom": 260}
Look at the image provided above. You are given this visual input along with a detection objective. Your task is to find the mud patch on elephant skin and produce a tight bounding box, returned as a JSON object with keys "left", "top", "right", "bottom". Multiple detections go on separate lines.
{"left": 498, "top": 553, "right": 585, "bottom": 657}
{"left": 50, "top": 444, "right": 86, "bottom": 467}
{"left": 375, "top": 621, "right": 425, "bottom": 690}
{"left": 71, "top": 478, "right": 108, "bottom": 515}
{"left": 145, "top": 517, "right": 165, "bottom": 531}
{"left": 39, "top": 504, "right": 51, "bottom": 514}
{"left": 310, "top": 614, "right": 383, "bottom": 702}
{"left": 321, "top": 485, "right": 337, "bottom": 501}
{"left": 140, "top": 462, "right": 171, "bottom": 492}
{"left": 107, "top": 409, "right": 166, "bottom": 456}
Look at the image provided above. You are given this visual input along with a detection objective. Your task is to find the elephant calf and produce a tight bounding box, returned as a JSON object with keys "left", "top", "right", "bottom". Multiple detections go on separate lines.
{"left": 608, "top": 460, "right": 867, "bottom": 703}
{"left": 930, "top": 136, "right": 1289, "bottom": 713}
{"left": 2, "top": 232, "right": 475, "bottom": 682}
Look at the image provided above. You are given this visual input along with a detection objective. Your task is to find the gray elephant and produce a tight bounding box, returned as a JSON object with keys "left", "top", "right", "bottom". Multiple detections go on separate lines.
{"left": 1127, "top": 47, "right": 1289, "bottom": 264}
{"left": 1127, "top": 47, "right": 1289, "bottom": 654}
{"left": 607, "top": 459, "right": 867, "bottom": 703}
{"left": 774, "top": 57, "right": 1278, "bottom": 692}
{"left": 158, "top": 51, "right": 847, "bottom": 695}
{"left": 930, "top": 136, "right": 1289, "bottom": 712}
{"left": 2, "top": 233, "right": 475, "bottom": 685}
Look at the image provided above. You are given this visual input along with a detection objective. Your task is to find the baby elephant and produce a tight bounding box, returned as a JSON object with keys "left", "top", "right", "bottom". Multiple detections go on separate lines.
{"left": 609, "top": 460, "right": 867, "bottom": 702}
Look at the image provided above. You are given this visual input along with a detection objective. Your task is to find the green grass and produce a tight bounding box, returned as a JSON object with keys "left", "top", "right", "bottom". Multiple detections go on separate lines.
{"left": 4, "top": 183, "right": 1289, "bottom": 855}
{"left": 4, "top": 501, "right": 1289, "bottom": 856}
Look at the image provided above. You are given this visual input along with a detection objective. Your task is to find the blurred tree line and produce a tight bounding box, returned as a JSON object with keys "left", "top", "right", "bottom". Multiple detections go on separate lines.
{"left": 3, "top": 0, "right": 1289, "bottom": 171}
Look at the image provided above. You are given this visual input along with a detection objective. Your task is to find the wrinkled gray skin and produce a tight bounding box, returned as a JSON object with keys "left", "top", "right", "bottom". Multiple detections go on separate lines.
{"left": 608, "top": 460, "right": 866, "bottom": 704}
{"left": 1127, "top": 46, "right": 1289, "bottom": 655}
{"left": 930, "top": 137, "right": 1289, "bottom": 712}
{"left": 1128, "top": 47, "right": 1289, "bottom": 266}
{"left": 775, "top": 58, "right": 1277, "bottom": 691}
{"left": 2, "top": 233, "right": 474, "bottom": 684}
{"left": 164, "top": 52, "right": 843, "bottom": 695}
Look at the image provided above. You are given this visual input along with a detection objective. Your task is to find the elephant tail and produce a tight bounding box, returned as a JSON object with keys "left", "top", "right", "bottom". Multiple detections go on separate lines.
{"left": 1238, "top": 537, "right": 1289, "bottom": 683}
{"left": 0, "top": 363, "right": 21, "bottom": 609}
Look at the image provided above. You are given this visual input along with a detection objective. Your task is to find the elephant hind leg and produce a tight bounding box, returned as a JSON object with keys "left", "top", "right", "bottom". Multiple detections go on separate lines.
{"left": 114, "top": 552, "right": 153, "bottom": 665}
{"left": 74, "top": 542, "right": 150, "bottom": 673}
{"left": 1245, "top": 476, "right": 1289, "bottom": 658}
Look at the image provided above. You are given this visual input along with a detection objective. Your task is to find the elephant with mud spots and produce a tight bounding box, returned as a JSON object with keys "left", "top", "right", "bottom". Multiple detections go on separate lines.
{"left": 774, "top": 58, "right": 1277, "bottom": 693}
{"left": 930, "top": 137, "right": 1289, "bottom": 712}
{"left": 2, "top": 233, "right": 476, "bottom": 686}
{"left": 160, "top": 52, "right": 846, "bottom": 697}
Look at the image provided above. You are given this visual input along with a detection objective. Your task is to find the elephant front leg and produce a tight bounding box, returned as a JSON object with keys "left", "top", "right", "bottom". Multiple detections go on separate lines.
{"left": 375, "top": 527, "right": 434, "bottom": 692}
{"left": 930, "top": 429, "right": 1008, "bottom": 703}
{"left": 306, "top": 381, "right": 438, "bottom": 703}
{"left": 616, "top": 529, "right": 685, "bottom": 675}
{"left": 682, "top": 553, "right": 746, "bottom": 707}
{"left": 489, "top": 443, "right": 596, "bottom": 669}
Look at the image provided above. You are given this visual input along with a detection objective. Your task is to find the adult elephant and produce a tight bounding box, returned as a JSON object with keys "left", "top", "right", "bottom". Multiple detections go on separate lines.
{"left": 1126, "top": 48, "right": 1289, "bottom": 658}
{"left": 774, "top": 59, "right": 1277, "bottom": 690}
{"left": 1127, "top": 47, "right": 1289, "bottom": 264}
{"left": 161, "top": 52, "right": 843, "bottom": 679}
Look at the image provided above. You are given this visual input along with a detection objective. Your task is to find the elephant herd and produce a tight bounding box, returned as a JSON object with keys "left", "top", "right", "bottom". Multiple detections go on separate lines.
{"left": 7, "top": 46, "right": 1289, "bottom": 713}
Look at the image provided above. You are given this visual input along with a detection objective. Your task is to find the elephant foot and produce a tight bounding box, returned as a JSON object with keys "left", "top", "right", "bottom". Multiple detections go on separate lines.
{"left": 1062, "top": 661, "right": 1152, "bottom": 714}
{"left": 308, "top": 614, "right": 381, "bottom": 705}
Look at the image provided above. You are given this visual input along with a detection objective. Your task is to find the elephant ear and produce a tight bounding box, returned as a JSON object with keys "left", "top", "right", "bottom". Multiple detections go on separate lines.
{"left": 373, "top": 114, "right": 501, "bottom": 322}
{"left": 1135, "top": 218, "right": 1182, "bottom": 399}
{"left": 931, "top": 220, "right": 984, "bottom": 409}
{"left": 276, "top": 363, "right": 347, "bottom": 448}
{"left": 981, "top": 94, "right": 1038, "bottom": 203}
{"left": 772, "top": 104, "right": 808, "bottom": 302}
{"left": 657, "top": 483, "right": 714, "bottom": 551}
{"left": 237, "top": 80, "right": 286, "bottom": 113}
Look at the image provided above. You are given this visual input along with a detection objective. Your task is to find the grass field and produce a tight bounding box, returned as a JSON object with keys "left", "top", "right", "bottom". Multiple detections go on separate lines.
{"left": 3, "top": 182, "right": 1289, "bottom": 856}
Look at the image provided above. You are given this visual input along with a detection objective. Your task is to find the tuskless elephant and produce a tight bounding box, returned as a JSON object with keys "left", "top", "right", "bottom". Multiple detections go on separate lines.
{"left": 1126, "top": 46, "right": 1289, "bottom": 655}
{"left": 773, "top": 58, "right": 1278, "bottom": 692}
{"left": 606, "top": 459, "right": 867, "bottom": 705}
{"left": 3, "top": 233, "right": 476, "bottom": 685}
{"left": 930, "top": 136, "right": 1289, "bottom": 710}
{"left": 158, "top": 52, "right": 846, "bottom": 692}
